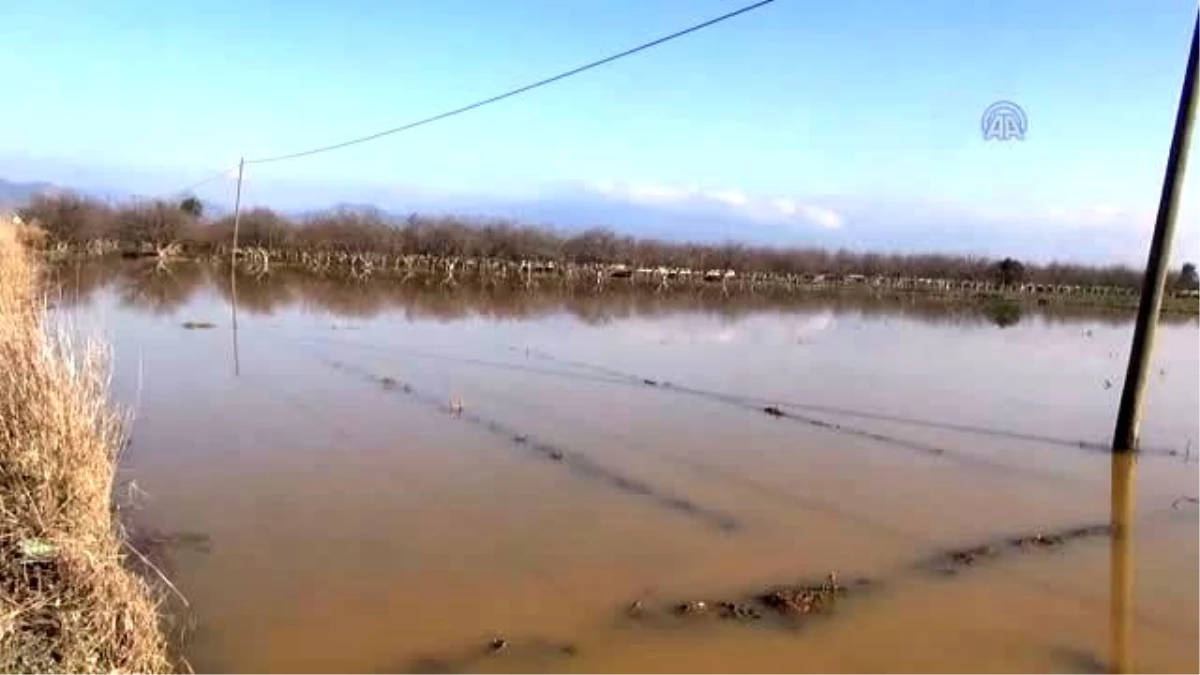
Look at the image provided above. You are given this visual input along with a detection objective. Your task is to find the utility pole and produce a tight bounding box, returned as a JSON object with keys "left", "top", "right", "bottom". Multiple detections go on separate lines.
{"left": 230, "top": 157, "right": 245, "bottom": 377}
{"left": 1111, "top": 16, "right": 1197, "bottom": 454}
{"left": 230, "top": 157, "right": 245, "bottom": 267}
{"left": 1107, "top": 16, "right": 1195, "bottom": 675}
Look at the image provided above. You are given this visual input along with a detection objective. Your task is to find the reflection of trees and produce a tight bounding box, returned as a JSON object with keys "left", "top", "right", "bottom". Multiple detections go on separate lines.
{"left": 42, "top": 259, "right": 117, "bottom": 309}
{"left": 211, "top": 271, "right": 298, "bottom": 316}
{"left": 982, "top": 300, "right": 1023, "bottom": 328}
{"left": 112, "top": 261, "right": 209, "bottom": 316}
{"left": 45, "top": 259, "right": 208, "bottom": 316}
{"left": 56, "top": 262, "right": 1194, "bottom": 328}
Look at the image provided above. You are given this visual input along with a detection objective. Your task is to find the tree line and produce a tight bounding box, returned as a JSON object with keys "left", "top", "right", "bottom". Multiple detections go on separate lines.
{"left": 17, "top": 192, "right": 1200, "bottom": 290}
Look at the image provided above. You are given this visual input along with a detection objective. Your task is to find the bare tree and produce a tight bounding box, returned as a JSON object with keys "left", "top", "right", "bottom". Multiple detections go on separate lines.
{"left": 26, "top": 199, "right": 1154, "bottom": 290}
{"left": 114, "top": 201, "right": 195, "bottom": 252}
{"left": 17, "top": 192, "right": 113, "bottom": 244}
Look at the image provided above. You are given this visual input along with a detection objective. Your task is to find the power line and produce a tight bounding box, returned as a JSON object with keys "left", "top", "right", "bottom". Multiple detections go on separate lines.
{"left": 171, "top": 165, "right": 239, "bottom": 196}
{"left": 246, "top": 0, "right": 778, "bottom": 165}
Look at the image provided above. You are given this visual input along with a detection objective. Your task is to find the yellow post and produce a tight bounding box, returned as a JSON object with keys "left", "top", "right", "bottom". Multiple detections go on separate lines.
{"left": 1109, "top": 453, "right": 1136, "bottom": 674}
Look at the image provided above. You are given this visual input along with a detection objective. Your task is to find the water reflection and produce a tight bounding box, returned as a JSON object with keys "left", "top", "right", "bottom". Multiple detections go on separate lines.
{"left": 984, "top": 299, "right": 1023, "bottom": 328}
{"left": 229, "top": 264, "right": 241, "bottom": 377}
{"left": 44, "top": 260, "right": 1196, "bottom": 327}
{"left": 1110, "top": 452, "right": 1136, "bottom": 674}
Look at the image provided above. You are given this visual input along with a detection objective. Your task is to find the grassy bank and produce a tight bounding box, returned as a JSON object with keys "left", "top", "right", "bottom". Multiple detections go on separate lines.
{"left": 0, "top": 223, "right": 169, "bottom": 672}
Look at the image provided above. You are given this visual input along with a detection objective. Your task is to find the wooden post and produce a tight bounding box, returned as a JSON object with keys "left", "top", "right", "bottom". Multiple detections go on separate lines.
{"left": 1112, "top": 16, "right": 1197, "bottom": 453}
{"left": 230, "top": 157, "right": 245, "bottom": 267}
{"left": 229, "top": 158, "right": 244, "bottom": 376}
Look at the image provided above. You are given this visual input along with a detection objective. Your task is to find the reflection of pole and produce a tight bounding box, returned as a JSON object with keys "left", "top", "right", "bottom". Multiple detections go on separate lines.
{"left": 230, "top": 266, "right": 240, "bottom": 377}
{"left": 1109, "top": 453, "right": 1136, "bottom": 674}
{"left": 1112, "top": 17, "right": 1197, "bottom": 453}
{"left": 230, "top": 158, "right": 244, "bottom": 377}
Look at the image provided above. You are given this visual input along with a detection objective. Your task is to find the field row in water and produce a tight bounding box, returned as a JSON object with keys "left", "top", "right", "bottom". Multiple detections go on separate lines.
{"left": 44, "top": 259, "right": 1200, "bottom": 327}
{"left": 66, "top": 257, "right": 1196, "bottom": 672}
{"left": 135, "top": 334, "right": 1198, "bottom": 673}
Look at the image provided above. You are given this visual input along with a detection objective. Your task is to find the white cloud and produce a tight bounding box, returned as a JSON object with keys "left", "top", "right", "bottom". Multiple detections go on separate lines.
{"left": 797, "top": 204, "right": 843, "bottom": 229}
{"left": 583, "top": 181, "right": 843, "bottom": 230}
{"left": 1046, "top": 204, "right": 1144, "bottom": 228}
{"left": 626, "top": 183, "right": 696, "bottom": 202}
{"left": 614, "top": 312, "right": 836, "bottom": 347}
{"left": 707, "top": 189, "right": 749, "bottom": 206}
{"left": 770, "top": 197, "right": 797, "bottom": 216}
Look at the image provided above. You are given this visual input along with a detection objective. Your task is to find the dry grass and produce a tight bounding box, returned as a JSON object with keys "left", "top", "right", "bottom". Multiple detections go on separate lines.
{"left": 0, "top": 223, "right": 170, "bottom": 673}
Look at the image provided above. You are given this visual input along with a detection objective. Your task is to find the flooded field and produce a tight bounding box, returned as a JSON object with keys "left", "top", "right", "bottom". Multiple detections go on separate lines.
{"left": 54, "top": 262, "right": 1199, "bottom": 673}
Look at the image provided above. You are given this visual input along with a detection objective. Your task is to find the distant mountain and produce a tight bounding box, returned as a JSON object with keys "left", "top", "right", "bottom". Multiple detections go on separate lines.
{"left": 261, "top": 188, "right": 1164, "bottom": 264}
{"left": 0, "top": 178, "right": 55, "bottom": 209}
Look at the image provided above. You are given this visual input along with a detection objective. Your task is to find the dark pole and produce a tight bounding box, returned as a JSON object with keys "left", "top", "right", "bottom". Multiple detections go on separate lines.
{"left": 1112, "top": 15, "right": 1198, "bottom": 453}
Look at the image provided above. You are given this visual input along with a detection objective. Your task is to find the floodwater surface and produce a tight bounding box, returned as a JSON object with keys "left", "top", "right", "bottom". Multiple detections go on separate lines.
{"left": 55, "top": 262, "right": 1199, "bottom": 673}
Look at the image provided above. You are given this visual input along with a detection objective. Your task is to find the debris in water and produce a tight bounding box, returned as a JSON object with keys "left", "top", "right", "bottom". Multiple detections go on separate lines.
{"left": 763, "top": 406, "right": 785, "bottom": 417}
{"left": 944, "top": 544, "right": 998, "bottom": 570}
{"left": 642, "top": 378, "right": 658, "bottom": 386}
{"left": 548, "top": 448, "right": 565, "bottom": 461}
{"left": 636, "top": 572, "right": 859, "bottom": 628}
{"left": 1063, "top": 525, "right": 1112, "bottom": 538}
{"left": 925, "top": 523, "right": 1112, "bottom": 577}
{"left": 758, "top": 573, "right": 844, "bottom": 617}
{"left": 181, "top": 321, "right": 216, "bottom": 330}
{"left": 449, "top": 395, "right": 465, "bottom": 416}
{"left": 1010, "top": 532, "right": 1064, "bottom": 548}
{"left": 675, "top": 600, "right": 708, "bottom": 615}
{"left": 379, "top": 376, "right": 398, "bottom": 389}
{"left": 1103, "top": 379, "right": 1113, "bottom": 390}
{"left": 717, "top": 601, "right": 762, "bottom": 620}
{"left": 488, "top": 637, "right": 508, "bottom": 653}
{"left": 1172, "top": 496, "right": 1199, "bottom": 510}
{"left": 760, "top": 589, "right": 827, "bottom": 616}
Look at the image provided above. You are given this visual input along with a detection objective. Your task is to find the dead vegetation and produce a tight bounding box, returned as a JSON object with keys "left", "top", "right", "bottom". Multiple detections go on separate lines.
{"left": 384, "top": 515, "right": 1186, "bottom": 673}
{"left": 624, "top": 521, "right": 1116, "bottom": 633}
{"left": 18, "top": 193, "right": 1200, "bottom": 298}
{"left": 0, "top": 223, "right": 169, "bottom": 672}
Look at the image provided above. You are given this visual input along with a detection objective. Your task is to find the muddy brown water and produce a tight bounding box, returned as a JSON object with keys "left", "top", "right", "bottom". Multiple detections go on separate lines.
{"left": 53, "top": 262, "right": 1199, "bottom": 673}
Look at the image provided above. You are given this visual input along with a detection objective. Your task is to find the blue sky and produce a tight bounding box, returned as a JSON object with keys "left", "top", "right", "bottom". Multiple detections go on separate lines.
{"left": 2, "top": 0, "right": 1197, "bottom": 263}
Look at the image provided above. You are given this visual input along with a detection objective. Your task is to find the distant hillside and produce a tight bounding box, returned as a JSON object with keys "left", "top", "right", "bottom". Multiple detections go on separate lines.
{"left": 0, "top": 178, "right": 56, "bottom": 209}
